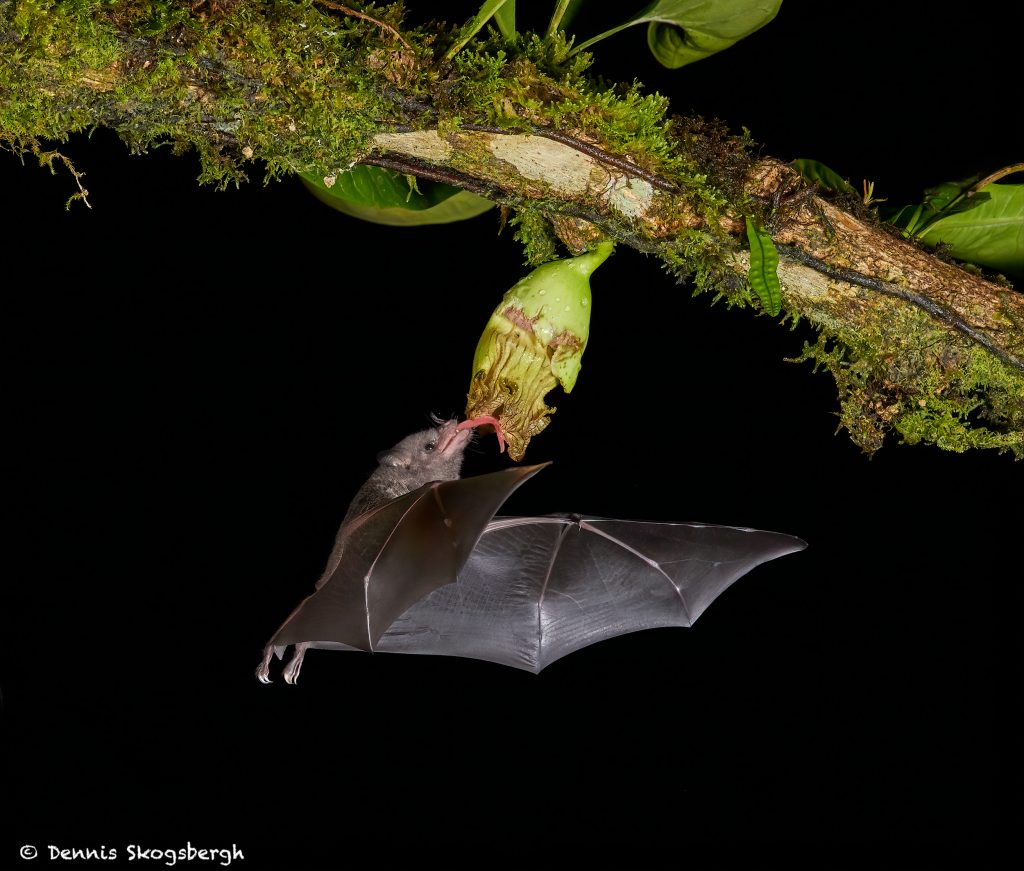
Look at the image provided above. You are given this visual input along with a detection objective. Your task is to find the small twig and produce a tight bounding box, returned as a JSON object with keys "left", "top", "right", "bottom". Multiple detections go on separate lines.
{"left": 966, "top": 162, "right": 1024, "bottom": 196}
{"left": 777, "top": 243, "right": 1023, "bottom": 372}
{"left": 359, "top": 154, "right": 509, "bottom": 201}
{"left": 359, "top": 152, "right": 662, "bottom": 254}
{"left": 371, "top": 95, "right": 680, "bottom": 195}
{"left": 314, "top": 0, "right": 413, "bottom": 52}
{"left": 461, "top": 123, "right": 680, "bottom": 194}
{"left": 371, "top": 106, "right": 681, "bottom": 194}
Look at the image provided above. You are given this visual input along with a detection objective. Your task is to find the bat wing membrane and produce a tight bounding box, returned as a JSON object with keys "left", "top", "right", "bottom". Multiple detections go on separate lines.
{"left": 374, "top": 516, "right": 807, "bottom": 672}
{"left": 268, "top": 464, "right": 547, "bottom": 651}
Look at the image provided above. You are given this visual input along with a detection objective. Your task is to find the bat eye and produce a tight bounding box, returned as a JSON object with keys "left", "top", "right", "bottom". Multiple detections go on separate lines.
{"left": 424, "top": 442, "right": 436, "bottom": 452}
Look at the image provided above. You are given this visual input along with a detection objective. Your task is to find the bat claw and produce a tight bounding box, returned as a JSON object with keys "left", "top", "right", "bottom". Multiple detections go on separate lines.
{"left": 255, "top": 644, "right": 276, "bottom": 684}
{"left": 282, "top": 642, "right": 308, "bottom": 685}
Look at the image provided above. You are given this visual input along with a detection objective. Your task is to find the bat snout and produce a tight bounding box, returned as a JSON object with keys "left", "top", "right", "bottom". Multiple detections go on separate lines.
{"left": 436, "top": 420, "right": 473, "bottom": 455}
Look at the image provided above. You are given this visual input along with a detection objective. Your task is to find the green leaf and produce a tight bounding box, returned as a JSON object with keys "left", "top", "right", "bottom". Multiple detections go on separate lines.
{"left": 301, "top": 165, "right": 453, "bottom": 210}
{"left": 745, "top": 216, "right": 782, "bottom": 316}
{"left": 791, "top": 158, "right": 856, "bottom": 195}
{"left": 922, "top": 177, "right": 976, "bottom": 213}
{"left": 883, "top": 203, "right": 926, "bottom": 234}
{"left": 301, "top": 167, "right": 493, "bottom": 226}
{"left": 918, "top": 183, "right": 1024, "bottom": 275}
{"left": 547, "top": 0, "right": 585, "bottom": 36}
{"left": 559, "top": 0, "right": 587, "bottom": 32}
{"left": 444, "top": 0, "right": 512, "bottom": 61}
{"left": 494, "top": 0, "right": 516, "bottom": 40}
{"left": 305, "top": 185, "right": 494, "bottom": 226}
{"left": 571, "top": 0, "right": 781, "bottom": 69}
{"left": 881, "top": 175, "right": 991, "bottom": 237}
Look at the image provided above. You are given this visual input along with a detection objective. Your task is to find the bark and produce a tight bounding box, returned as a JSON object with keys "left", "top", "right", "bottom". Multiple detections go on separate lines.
{"left": 2, "top": 0, "right": 1021, "bottom": 455}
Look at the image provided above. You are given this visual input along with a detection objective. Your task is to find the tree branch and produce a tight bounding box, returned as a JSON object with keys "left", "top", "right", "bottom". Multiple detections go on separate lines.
{"left": 2, "top": 0, "right": 1020, "bottom": 455}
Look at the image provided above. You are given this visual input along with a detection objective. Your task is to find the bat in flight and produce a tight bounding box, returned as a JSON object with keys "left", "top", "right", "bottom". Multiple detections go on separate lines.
{"left": 257, "top": 419, "right": 806, "bottom": 680}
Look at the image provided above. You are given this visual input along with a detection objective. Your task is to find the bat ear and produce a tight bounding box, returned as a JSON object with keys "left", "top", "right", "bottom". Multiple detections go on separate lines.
{"left": 377, "top": 450, "right": 403, "bottom": 467}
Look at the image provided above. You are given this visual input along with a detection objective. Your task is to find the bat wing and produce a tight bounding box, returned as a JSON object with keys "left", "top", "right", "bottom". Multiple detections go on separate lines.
{"left": 267, "top": 464, "right": 548, "bottom": 652}
{"left": 372, "top": 515, "right": 807, "bottom": 672}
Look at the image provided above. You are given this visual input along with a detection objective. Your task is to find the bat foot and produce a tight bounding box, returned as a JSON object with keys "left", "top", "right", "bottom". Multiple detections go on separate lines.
{"left": 282, "top": 642, "right": 309, "bottom": 685}
{"left": 255, "top": 644, "right": 276, "bottom": 684}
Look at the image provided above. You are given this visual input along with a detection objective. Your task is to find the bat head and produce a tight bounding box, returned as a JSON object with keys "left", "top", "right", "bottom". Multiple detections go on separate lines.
{"left": 375, "top": 418, "right": 471, "bottom": 487}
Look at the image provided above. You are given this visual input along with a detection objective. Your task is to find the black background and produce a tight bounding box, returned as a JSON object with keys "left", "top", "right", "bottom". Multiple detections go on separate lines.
{"left": 4, "top": 2, "right": 1021, "bottom": 867}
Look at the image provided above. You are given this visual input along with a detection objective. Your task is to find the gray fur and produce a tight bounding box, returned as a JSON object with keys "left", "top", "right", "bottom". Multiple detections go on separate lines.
{"left": 341, "top": 419, "right": 471, "bottom": 525}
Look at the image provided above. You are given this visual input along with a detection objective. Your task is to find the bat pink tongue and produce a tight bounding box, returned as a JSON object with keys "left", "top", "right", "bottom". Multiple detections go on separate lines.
{"left": 457, "top": 415, "right": 506, "bottom": 454}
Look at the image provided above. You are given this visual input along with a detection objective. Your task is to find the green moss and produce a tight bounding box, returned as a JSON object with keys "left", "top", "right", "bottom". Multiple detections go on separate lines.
{"left": 510, "top": 208, "right": 558, "bottom": 265}
{"left": 793, "top": 312, "right": 1024, "bottom": 458}
{"left": 1, "top": 0, "right": 433, "bottom": 185}
{"left": 445, "top": 31, "right": 730, "bottom": 216}
{"left": 1, "top": 1, "right": 743, "bottom": 278}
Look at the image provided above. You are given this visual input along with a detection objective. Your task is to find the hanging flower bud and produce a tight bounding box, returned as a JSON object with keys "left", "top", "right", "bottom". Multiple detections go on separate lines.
{"left": 465, "top": 240, "right": 614, "bottom": 460}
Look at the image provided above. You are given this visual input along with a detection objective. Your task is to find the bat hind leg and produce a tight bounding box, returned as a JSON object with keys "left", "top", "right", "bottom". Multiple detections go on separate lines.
{"left": 255, "top": 643, "right": 277, "bottom": 684}
{"left": 282, "top": 642, "right": 310, "bottom": 685}
{"left": 255, "top": 642, "right": 291, "bottom": 683}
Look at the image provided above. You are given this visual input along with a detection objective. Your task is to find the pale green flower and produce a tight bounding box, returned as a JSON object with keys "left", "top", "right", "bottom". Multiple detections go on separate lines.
{"left": 466, "top": 241, "right": 613, "bottom": 460}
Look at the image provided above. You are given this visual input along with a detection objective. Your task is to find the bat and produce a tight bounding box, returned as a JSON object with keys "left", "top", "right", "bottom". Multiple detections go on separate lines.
{"left": 256, "top": 417, "right": 543, "bottom": 683}
{"left": 257, "top": 420, "right": 806, "bottom": 680}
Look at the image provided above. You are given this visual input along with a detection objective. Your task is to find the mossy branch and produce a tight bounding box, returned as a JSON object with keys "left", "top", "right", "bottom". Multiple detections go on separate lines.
{"left": 2, "top": 0, "right": 1021, "bottom": 456}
